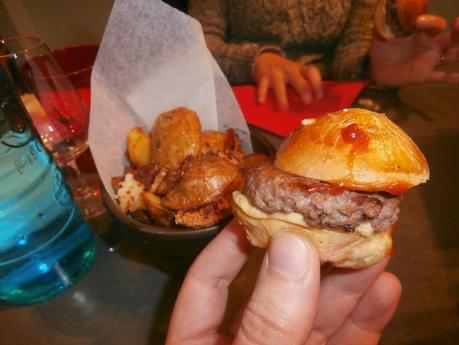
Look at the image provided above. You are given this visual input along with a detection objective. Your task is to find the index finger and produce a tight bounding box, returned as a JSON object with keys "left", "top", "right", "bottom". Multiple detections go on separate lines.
{"left": 166, "top": 219, "right": 252, "bottom": 344}
{"left": 300, "top": 65, "right": 323, "bottom": 99}
{"left": 306, "top": 258, "right": 390, "bottom": 345}
{"left": 257, "top": 77, "right": 270, "bottom": 104}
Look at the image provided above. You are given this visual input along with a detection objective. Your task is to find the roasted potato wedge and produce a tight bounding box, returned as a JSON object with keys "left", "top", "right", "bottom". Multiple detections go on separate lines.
{"left": 201, "top": 129, "right": 244, "bottom": 161}
{"left": 175, "top": 198, "right": 231, "bottom": 229}
{"left": 201, "top": 130, "right": 226, "bottom": 154}
{"left": 141, "top": 192, "right": 175, "bottom": 227}
{"left": 162, "top": 154, "right": 240, "bottom": 210}
{"left": 154, "top": 169, "right": 181, "bottom": 195}
{"left": 127, "top": 127, "right": 150, "bottom": 167}
{"left": 150, "top": 107, "right": 201, "bottom": 170}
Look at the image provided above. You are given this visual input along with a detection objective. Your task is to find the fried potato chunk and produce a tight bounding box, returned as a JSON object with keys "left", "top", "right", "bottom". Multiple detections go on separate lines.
{"left": 154, "top": 169, "right": 181, "bottom": 195}
{"left": 175, "top": 198, "right": 231, "bottom": 229}
{"left": 201, "top": 130, "right": 226, "bottom": 153}
{"left": 201, "top": 128, "right": 244, "bottom": 161}
{"left": 127, "top": 127, "right": 150, "bottom": 167}
{"left": 141, "top": 192, "right": 175, "bottom": 227}
{"left": 162, "top": 153, "right": 239, "bottom": 210}
{"left": 150, "top": 107, "right": 201, "bottom": 170}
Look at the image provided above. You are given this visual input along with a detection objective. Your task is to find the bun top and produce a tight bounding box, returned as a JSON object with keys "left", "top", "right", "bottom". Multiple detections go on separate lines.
{"left": 274, "top": 108, "right": 429, "bottom": 194}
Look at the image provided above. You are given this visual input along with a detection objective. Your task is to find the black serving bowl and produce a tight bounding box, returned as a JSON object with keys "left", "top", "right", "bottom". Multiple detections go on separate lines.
{"left": 102, "top": 128, "right": 275, "bottom": 273}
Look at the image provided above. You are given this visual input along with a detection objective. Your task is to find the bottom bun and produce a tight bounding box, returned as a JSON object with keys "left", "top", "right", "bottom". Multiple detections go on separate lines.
{"left": 232, "top": 192, "right": 392, "bottom": 269}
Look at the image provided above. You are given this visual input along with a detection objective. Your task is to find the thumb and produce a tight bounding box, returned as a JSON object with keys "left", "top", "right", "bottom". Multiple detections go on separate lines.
{"left": 233, "top": 233, "right": 320, "bottom": 345}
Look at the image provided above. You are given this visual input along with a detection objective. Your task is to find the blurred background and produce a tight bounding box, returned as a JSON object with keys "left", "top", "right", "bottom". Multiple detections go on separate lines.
{"left": 0, "top": 0, "right": 186, "bottom": 48}
{"left": 0, "top": 0, "right": 456, "bottom": 49}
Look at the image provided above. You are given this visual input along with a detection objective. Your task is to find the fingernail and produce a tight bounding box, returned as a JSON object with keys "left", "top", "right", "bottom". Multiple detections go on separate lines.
{"left": 268, "top": 233, "right": 310, "bottom": 280}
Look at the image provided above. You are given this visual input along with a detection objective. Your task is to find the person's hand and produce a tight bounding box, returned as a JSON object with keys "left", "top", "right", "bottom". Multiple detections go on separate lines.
{"left": 370, "top": 15, "right": 459, "bottom": 86}
{"left": 166, "top": 220, "right": 401, "bottom": 345}
{"left": 252, "top": 53, "right": 323, "bottom": 111}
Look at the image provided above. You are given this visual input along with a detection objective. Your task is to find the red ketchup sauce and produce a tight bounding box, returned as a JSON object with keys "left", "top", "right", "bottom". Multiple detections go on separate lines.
{"left": 341, "top": 123, "right": 370, "bottom": 154}
{"left": 338, "top": 124, "right": 410, "bottom": 196}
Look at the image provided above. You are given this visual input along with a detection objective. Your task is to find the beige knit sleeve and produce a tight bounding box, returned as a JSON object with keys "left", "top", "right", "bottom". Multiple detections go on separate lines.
{"left": 330, "top": 0, "right": 378, "bottom": 80}
{"left": 188, "top": 0, "right": 262, "bottom": 85}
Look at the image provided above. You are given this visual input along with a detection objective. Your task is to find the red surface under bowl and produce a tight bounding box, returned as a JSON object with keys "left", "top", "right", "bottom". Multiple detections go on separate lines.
{"left": 52, "top": 44, "right": 99, "bottom": 89}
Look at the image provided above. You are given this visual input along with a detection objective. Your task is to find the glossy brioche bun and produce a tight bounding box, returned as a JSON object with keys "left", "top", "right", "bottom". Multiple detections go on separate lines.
{"left": 274, "top": 108, "right": 429, "bottom": 194}
{"left": 233, "top": 192, "right": 392, "bottom": 269}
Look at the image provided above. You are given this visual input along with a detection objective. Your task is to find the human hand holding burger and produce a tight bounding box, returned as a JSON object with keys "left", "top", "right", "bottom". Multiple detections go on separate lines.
{"left": 166, "top": 219, "right": 401, "bottom": 345}
{"left": 371, "top": 0, "right": 459, "bottom": 86}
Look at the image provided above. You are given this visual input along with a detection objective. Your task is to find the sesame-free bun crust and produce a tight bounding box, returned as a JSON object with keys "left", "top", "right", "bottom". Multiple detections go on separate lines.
{"left": 275, "top": 108, "right": 429, "bottom": 193}
{"left": 233, "top": 192, "right": 392, "bottom": 268}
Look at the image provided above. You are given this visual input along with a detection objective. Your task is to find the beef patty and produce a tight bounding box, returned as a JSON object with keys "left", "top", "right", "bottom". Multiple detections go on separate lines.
{"left": 243, "top": 162, "right": 400, "bottom": 232}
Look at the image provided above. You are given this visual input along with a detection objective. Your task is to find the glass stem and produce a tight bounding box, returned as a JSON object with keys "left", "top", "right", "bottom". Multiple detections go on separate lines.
{"left": 61, "top": 159, "right": 105, "bottom": 219}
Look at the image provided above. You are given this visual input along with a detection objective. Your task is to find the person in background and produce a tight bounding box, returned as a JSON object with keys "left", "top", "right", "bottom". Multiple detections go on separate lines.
{"left": 188, "top": 0, "right": 459, "bottom": 110}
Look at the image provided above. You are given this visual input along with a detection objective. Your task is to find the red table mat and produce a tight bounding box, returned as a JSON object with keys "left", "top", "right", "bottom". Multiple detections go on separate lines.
{"left": 233, "top": 81, "right": 367, "bottom": 137}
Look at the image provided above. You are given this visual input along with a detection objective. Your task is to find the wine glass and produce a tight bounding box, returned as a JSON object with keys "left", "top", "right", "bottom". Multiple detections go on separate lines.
{"left": 0, "top": 36, "right": 104, "bottom": 219}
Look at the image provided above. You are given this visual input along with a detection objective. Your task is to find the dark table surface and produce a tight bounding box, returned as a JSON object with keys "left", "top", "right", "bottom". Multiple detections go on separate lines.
{"left": 1, "top": 85, "right": 458, "bottom": 345}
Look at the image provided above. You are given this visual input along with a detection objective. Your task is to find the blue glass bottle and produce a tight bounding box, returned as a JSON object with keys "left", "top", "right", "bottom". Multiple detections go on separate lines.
{"left": 0, "top": 66, "right": 96, "bottom": 304}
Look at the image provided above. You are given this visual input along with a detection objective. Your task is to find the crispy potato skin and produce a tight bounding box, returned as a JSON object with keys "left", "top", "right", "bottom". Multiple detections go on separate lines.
{"left": 150, "top": 107, "right": 201, "bottom": 170}
{"left": 162, "top": 153, "right": 240, "bottom": 210}
{"left": 201, "top": 130, "right": 227, "bottom": 154}
{"left": 142, "top": 192, "right": 174, "bottom": 226}
{"left": 175, "top": 198, "right": 232, "bottom": 229}
{"left": 201, "top": 128, "right": 244, "bottom": 161}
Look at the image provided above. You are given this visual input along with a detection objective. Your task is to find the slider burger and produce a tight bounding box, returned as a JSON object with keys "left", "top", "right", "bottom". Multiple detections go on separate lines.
{"left": 232, "top": 108, "right": 429, "bottom": 268}
{"left": 375, "top": 0, "right": 428, "bottom": 40}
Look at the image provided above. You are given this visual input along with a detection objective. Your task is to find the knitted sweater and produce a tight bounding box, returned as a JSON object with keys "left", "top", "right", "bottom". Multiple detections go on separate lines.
{"left": 189, "top": 0, "right": 377, "bottom": 85}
